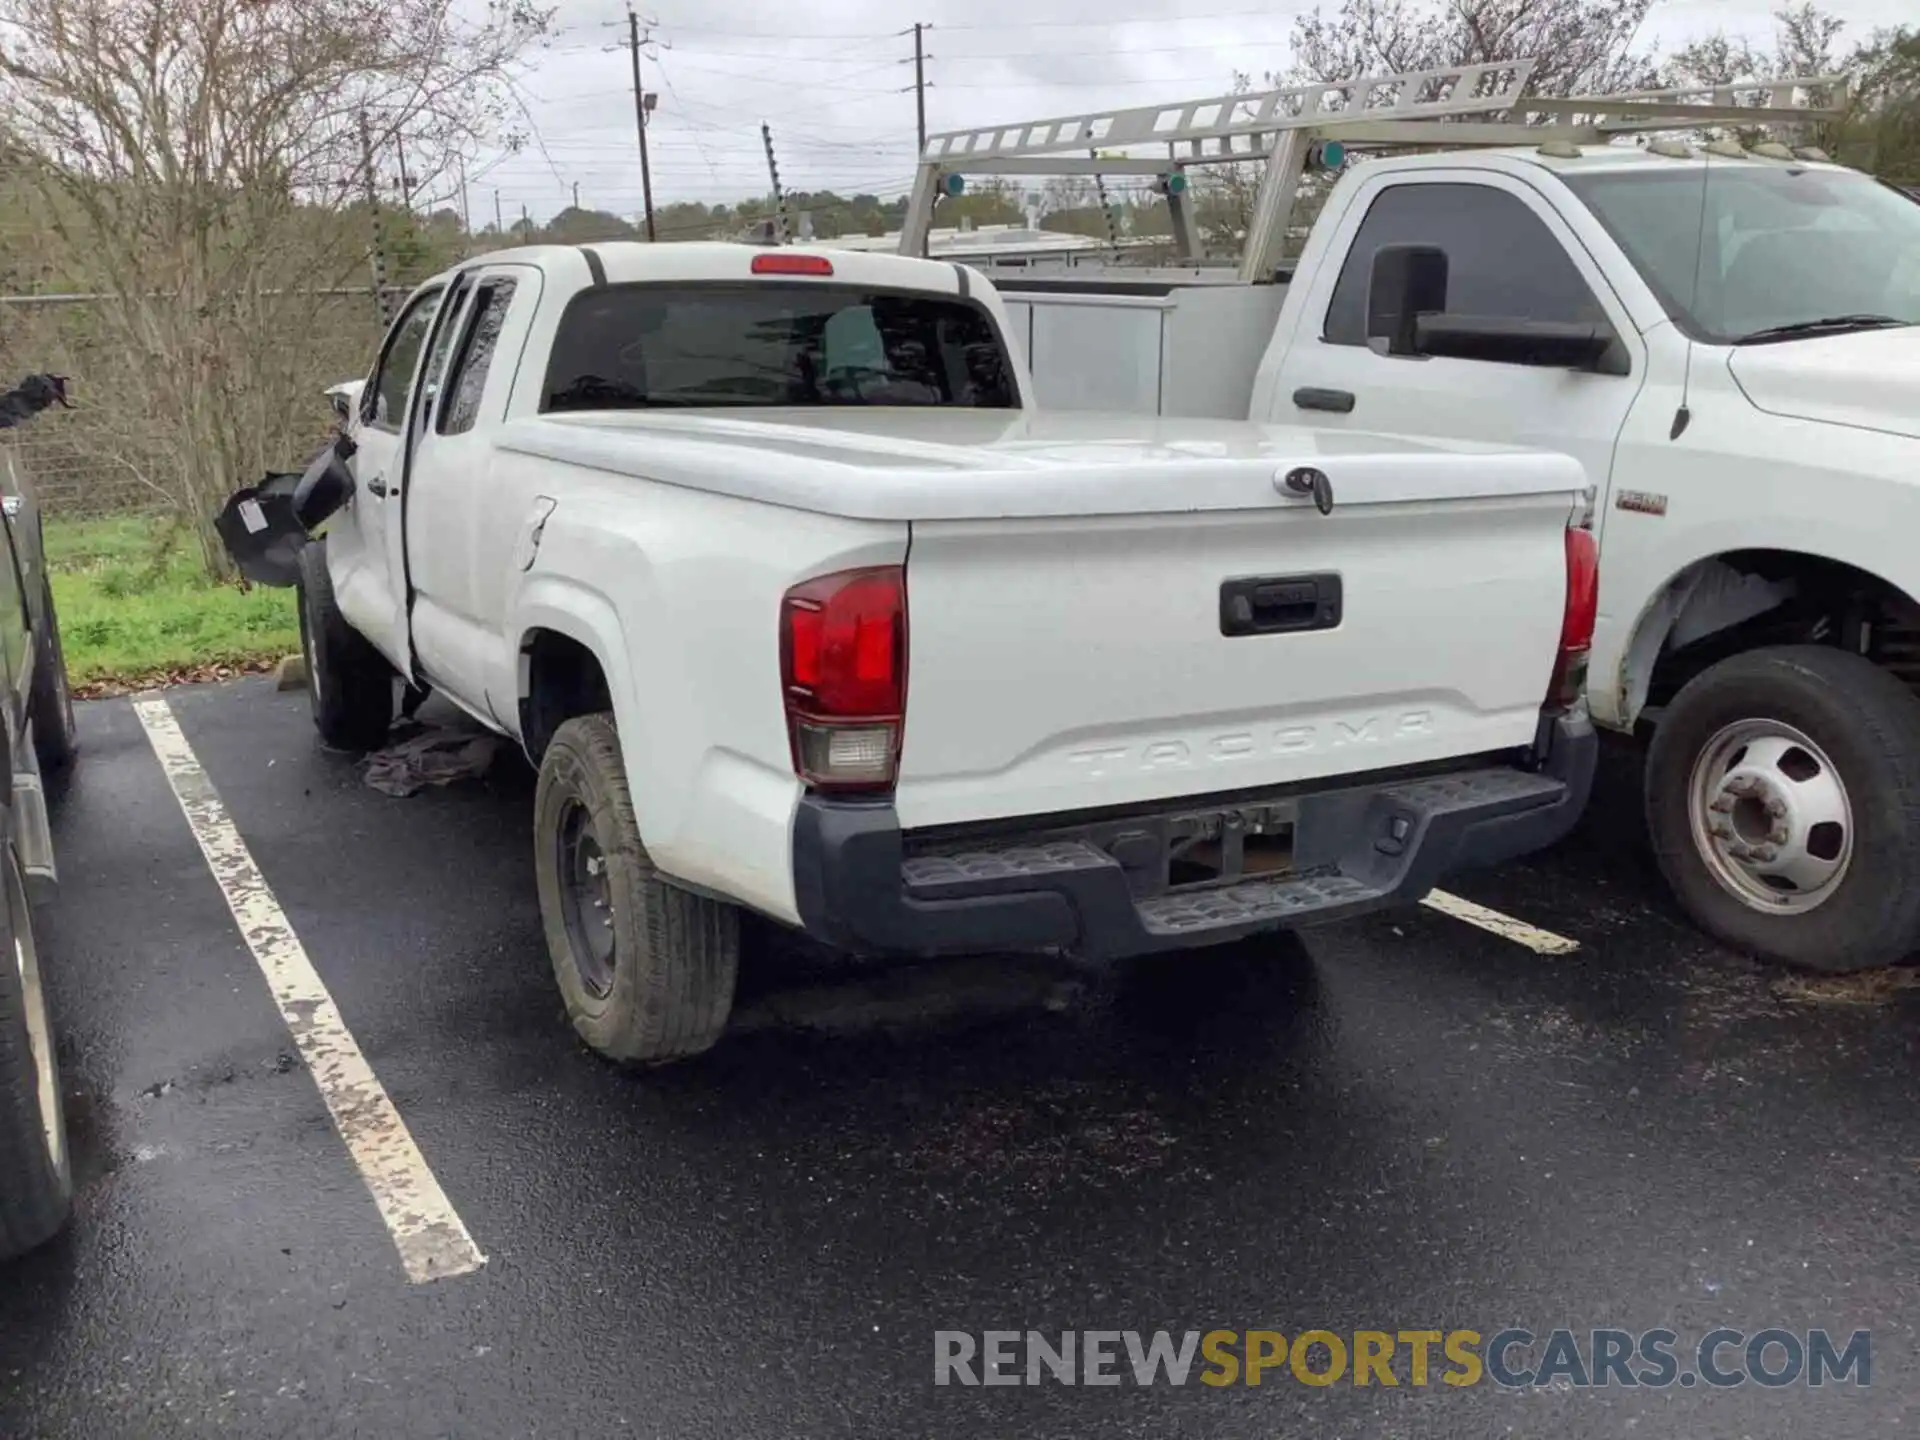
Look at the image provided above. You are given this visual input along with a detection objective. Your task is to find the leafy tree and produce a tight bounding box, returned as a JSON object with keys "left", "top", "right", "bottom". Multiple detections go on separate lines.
{"left": 544, "top": 207, "right": 637, "bottom": 244}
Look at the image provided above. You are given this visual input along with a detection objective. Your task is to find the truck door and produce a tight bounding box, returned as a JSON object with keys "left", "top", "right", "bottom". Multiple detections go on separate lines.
{"left": 1270, "top": 171, "right": 1645, "bottom": 518}
{"left": 398, "top": 265, "right": 541, "bottom": 717}
{"left": 328, "top": 282, "right": 449, "bottom": 676}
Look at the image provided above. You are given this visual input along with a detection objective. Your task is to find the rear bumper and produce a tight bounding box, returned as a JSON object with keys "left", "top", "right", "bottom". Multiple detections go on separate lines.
{"left": 791, "top": 711, "right": 1596, "bottom": 959}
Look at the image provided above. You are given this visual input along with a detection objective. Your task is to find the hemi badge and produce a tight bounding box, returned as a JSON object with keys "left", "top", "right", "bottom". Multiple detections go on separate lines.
{"left": 1616, "top": 489, "right": 1668, "bottom": 516}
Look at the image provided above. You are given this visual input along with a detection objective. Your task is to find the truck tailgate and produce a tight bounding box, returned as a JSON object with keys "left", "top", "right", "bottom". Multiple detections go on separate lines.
{"left": 896, "top": 465, "right": 1582, "bottom": 829}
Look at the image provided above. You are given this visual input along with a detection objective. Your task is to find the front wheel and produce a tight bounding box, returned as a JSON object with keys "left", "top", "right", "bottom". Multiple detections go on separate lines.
{"left": 533, "top": 713, "right": 739, "bottom": 1064}
{"left": 0, "top": 844, "right": 70, "bottom": 1261}
{"left": 1646, "top": 645, "right": 1920, "bottom": 972}
{"left": 296, "top": 541, "right": 393, "bottom": 752}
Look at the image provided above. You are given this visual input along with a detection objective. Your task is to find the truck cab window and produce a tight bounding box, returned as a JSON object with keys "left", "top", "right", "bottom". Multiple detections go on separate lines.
{"left": 542, "top": 283, "right": 1016, "bottom": 411}
{"left": 439, "top": 280, "right": 519, "bottom": 435}
{"left": 1324, "top": 183, "right": 1609, "bottom": 348}
{"left": 367, "top": 290, "right": 443, "bottom": 430}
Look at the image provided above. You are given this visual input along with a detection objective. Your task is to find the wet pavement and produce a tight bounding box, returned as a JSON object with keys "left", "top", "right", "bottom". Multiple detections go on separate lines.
{"left": 2, "top": 678, "right": 1917, "bottom": 1438}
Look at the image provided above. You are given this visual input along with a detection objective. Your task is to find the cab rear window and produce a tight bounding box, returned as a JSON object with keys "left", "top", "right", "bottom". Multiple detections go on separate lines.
{"left": 541, "top": 282, "right": 1016, "bottom": 411}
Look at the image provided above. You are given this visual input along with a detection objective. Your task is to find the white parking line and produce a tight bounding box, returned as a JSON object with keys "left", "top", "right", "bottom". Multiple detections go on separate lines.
{"left": 133, "top": 696, "right": 485, "bottom": 1285}
{"left": 1420, "top": 889, "right": 1580, "bottom": 955}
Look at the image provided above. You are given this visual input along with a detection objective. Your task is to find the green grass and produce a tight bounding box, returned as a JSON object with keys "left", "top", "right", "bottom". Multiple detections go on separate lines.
{"left": 46, "top": 515, "right": 299, "bottom": 690}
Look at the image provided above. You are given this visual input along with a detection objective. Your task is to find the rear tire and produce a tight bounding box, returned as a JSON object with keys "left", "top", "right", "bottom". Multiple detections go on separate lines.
{"left": 1646, "top": 645, "right": 1920, "bottom": 972}
{"left": 29, "top": 572, "right": 76, "bottom": 774}
{"left": 297, "top": 541, "right": 393, "bottom": 752}
{"left": 0, "top": 844, "right": 71, "bottom": 1262}
{"left": 534, "top": 713, "right": 739, "bottom": 1064}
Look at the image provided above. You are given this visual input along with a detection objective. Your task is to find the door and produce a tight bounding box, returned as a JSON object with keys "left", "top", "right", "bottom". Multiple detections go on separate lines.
{"left": 400, "top": 266, "right": 541, "bottom": 717}
{"left": 1269, "top": 172, "right": 1646, "bottom": 518}
{"left": 329, "top": 283, "right": 448, "bottom": 673}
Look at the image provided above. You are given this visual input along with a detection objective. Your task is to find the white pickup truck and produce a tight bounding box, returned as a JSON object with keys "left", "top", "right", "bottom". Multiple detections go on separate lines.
{"left": 235, "top": 241, "right": 1596, "bottom": 1064}
{"left": 929, "top": 78, "right": 1920, "bottom": 974}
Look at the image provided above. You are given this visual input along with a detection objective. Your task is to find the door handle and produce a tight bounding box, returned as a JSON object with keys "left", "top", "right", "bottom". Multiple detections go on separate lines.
{"left": 1292, "top": 386, "right": 1355, "bottom": 414}
{"left": 364, "top": 475, "right": 389, "bottom": 498}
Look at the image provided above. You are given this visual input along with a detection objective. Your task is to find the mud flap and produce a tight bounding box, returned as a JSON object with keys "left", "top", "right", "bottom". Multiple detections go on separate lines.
{"left": 214, "top": 436, "right": 356, "bottom": 588}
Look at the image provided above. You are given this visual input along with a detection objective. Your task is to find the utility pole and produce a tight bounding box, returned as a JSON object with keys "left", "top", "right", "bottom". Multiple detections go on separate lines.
{"left": 913, "top": 23, "right": 928, "bottom": 155}
{"left": 493, "top": 189, "right": 503, "bottom": 235}
{"left": 521, "top": 202, "right": 531, "bottom": 237}
{"left": 572, "top": 181, "right": 581, "bottom": 211}
{"left": 1091, "top": 148, "right": 1121, "bottom": 249}
{"left": 358, "top": 111, "right": 393, "bottom": 328}
{"left": 458, "top": 157, "right": 472, "bottom": 235}
{"left": 761, "top": 122, "right": 789, "bottom": 243}
{"left": 626, "top": 7, "right": 658, "bottom": 241}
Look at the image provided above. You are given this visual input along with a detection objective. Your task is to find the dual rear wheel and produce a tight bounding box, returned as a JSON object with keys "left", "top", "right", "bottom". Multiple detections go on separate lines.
{"left": 1647, "top": 645, "right": 1920, "bottom": 973}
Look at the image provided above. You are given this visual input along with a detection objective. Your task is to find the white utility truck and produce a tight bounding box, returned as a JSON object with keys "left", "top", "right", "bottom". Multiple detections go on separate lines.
{"left": 905, "top": 63, "right": 1920, "bottom": 972}
{"left": 237, "top": 241, "right": 1596, "bottom": 1065}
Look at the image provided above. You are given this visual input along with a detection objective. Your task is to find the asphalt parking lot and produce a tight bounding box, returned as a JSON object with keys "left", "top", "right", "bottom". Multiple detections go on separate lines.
{"left": 3, "top": 678, "right": 1918, "bottom": 1438}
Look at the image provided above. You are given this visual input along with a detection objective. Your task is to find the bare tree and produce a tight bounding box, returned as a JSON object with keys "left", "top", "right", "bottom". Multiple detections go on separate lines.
{"left": 1664, "top": 4, "right": 1845, "bottom": 89}
{"left": 1286, "top": 0, "right": 1660, "bottom": 96}
{"left": 0, "top": 0, "right": 551, "bottom": 577}
{"left": 1686, "top": 9, "right": 1920, "bottom": 179}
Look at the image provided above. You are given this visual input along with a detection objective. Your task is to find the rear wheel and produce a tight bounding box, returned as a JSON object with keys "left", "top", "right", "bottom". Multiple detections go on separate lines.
{"left": 0, "top": 844, "right": 70, "bottom": 1261}
{"left": 534, "top": 713, "right": 739, "bottom": 1064}
{"left": 1646, "top": 645, "right": 1920, "bottom": 972}
{"left": 29, "top": 572, "right": 76, "bottom": 773}
{"left": 297, "top": 541, "right": 393, "bottom": 752}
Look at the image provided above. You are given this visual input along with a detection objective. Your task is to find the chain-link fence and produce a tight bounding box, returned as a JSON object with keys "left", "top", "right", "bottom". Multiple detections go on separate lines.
{"left": 0, "top": 281, "right": 429, "bottom": 518}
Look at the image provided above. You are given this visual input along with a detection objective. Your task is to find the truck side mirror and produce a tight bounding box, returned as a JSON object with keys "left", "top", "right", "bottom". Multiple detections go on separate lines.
{"left": 1366, "top": 244, "right": 1449, "bottom": 357}
{"left": 330, "top": 390, "right": 353, "bottom": 423}
{"left": 1412, "top": 315, "right": 1622, "bottom": 372}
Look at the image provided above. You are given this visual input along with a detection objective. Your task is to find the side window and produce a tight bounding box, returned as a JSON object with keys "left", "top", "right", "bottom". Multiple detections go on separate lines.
{"left": 419, "top": 274, "right": 475, "bottom": 407}
{"left": 1324, "top": 183, "right": 1609, "bottom": 348}
{"left": 365, "top": 289, "right": 443, "bottom": 430}
{"left": 439, "top": 279, "right": 519, "bottom": 435}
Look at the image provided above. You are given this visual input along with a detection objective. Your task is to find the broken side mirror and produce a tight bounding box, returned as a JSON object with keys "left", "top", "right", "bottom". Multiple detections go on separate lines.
{"left": 325, "top": 378, "right": 367, "bottom": 427}
{"left": 1366, "top": 244, "right": 1449, "bottom": 358}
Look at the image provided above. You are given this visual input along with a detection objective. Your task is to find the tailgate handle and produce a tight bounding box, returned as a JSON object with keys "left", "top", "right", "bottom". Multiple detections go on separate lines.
{"left": 1220, "top": 573, "right": 1343, "bottom": 637}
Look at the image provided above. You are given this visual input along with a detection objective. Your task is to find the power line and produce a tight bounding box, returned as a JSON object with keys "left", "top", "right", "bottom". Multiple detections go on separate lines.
{"left": 940, "top": 6, "right": 1303, "bottom": 29}
{"left": 648, "top": 53, "right": 724, "bottom": 185}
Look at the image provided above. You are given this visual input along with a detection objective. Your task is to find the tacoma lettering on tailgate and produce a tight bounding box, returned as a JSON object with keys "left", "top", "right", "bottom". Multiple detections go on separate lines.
{"left": 1066, "top": 712, "right": 1434, "bottom": 776}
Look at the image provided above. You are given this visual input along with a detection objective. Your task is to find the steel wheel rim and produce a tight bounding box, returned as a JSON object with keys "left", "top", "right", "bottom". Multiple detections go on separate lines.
{"left": 556, "top": 799, "right": 617, "bottom": 998}
{"left": 1686, "top": 718, "right": 1854, "bottom": 914}
{"left": 16, "top": 887, "right": 62, "bottom": 1178}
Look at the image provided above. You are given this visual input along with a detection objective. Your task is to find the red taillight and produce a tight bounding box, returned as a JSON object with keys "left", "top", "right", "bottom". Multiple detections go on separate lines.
{"left": 1551, "top": 525, "right": 1599, "bottom": 708}
{"left": 781, "top": 567, "right": 906, "bottom": 791}
{"left": 752, "top": 252, "right": 834, "bottom": 277}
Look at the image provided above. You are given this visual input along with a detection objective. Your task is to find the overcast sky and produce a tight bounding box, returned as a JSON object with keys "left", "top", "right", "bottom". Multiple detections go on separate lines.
{"left": 451, "top": 0, "right": 1913, "bottom": 229}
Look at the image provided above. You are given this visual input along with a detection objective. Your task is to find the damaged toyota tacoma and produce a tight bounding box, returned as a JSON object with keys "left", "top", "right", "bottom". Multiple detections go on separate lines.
{"left": 229, "top": 242, "right": 1596, "bottom": 1064}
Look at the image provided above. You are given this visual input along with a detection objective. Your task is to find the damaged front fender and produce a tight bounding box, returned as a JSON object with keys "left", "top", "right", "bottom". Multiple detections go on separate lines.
{"left": 1619, "top": 560, "right": 1799, "bottom": 722}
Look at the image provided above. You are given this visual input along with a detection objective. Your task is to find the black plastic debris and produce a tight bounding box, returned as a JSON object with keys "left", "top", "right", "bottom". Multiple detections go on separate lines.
{"left": 215, "top": 433, "right": 357, "bottom": 588}
{"left": 0, "top": 373, "right": 73, "bottom": 429}
{"left": 215, "top": 469, "right": 308, "bottom": 588}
